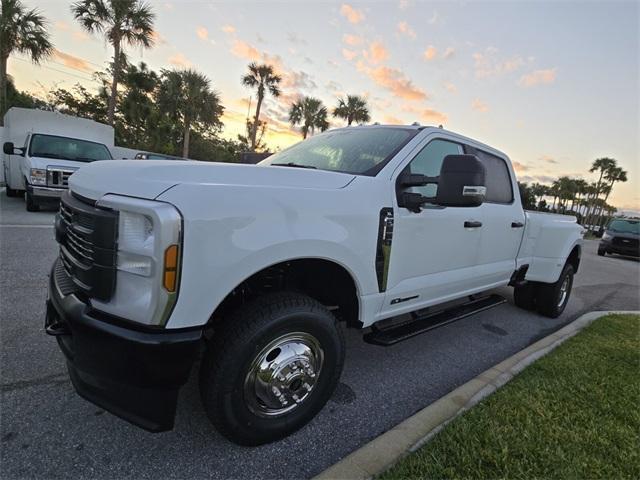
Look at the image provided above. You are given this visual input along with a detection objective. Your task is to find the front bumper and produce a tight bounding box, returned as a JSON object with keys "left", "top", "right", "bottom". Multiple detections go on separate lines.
{"left": 26, "top": 183, "right": 66, "bottom": 199}
{"left": 46, "top": 259, "right": 202, "bottom": 432}
{"left": 599, "top": 239, "right": 640, "bottom": 257}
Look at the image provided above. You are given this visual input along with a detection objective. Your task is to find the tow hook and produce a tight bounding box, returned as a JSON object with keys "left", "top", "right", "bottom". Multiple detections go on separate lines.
{"left": 45, "top": 321, "right": 71, "bottom": 336}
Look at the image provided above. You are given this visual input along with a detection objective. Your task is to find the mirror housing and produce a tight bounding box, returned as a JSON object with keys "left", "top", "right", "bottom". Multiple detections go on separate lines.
{"left": 3, "top": 142, "right": 15, "bottom": 155}
{"left": 434, "top": 154, "right": 486, "bottom": 207}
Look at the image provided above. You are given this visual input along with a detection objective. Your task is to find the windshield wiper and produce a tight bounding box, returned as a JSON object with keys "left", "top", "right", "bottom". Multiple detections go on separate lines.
{"left": 271, "top": 162, "right": 317, "bottom": 169}
{"left": 33, "top": 153, "right": 73, "bottom": 160}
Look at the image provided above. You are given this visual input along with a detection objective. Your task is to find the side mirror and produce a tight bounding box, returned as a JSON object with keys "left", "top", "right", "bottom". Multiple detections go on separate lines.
{"left": 3, "top": 142, "right": 15, "bottom": 155}
{"left": 435, "top": 154, "right": 486, "bottom": 207}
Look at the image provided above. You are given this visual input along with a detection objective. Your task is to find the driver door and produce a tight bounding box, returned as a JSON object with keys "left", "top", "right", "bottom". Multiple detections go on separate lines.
{"left": 379, "top": 138, "right": 485, "bottom": 318}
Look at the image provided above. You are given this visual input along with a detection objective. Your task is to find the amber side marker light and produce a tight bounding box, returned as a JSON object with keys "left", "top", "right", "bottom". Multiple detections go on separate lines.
{"left": 163, "top": 244, "right": 179, "bottom": 292}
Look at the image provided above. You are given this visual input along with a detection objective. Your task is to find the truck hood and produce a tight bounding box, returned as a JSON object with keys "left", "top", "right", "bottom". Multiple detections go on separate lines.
{"left": 29, "top": 156, "right": 104, "bottom": 171}
{"left": 69, "top": 160, "right": 356, "bottom": 200}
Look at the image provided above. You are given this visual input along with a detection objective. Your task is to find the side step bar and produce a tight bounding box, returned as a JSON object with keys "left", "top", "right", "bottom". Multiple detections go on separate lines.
{"left": 363, "top": 294, "right": 506, "bottom": 346}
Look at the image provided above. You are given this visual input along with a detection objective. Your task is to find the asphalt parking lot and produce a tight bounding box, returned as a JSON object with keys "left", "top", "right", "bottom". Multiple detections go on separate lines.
{"left": 1, "top": 190, "right": 639, "bottom": 479}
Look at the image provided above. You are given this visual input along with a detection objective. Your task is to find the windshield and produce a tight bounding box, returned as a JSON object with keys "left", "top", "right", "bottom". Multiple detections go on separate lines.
{"left": 608, "top": 219, "right": 640, "bottom": 234}
{"left": 29, "top": 134, "right": 112, "bottom": 162}
{"left": 260, "top": 127, "right": 418, "bottom": 175}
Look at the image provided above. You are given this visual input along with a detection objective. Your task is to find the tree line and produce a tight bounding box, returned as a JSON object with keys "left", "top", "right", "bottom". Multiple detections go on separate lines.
{"left": 1, "top": 0, "right": 372, "bottom": 159}
{"left": 518, "top": 156, "right": 628, "bottom": 232}
{"left": 0, "top": 0, "right": 629, "bottom": 224}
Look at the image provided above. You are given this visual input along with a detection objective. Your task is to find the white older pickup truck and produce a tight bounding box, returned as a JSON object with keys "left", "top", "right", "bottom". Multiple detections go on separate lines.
{"left": 45, "top": 125, "right": 582, "bottom": 445}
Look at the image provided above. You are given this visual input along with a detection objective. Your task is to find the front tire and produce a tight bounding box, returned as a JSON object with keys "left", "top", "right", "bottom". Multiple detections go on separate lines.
{"left": 25, "top": 192, "right": 40, "bottom": 212}
{"left": 597, "top": 247, "right": 606, "bottom": 256}
{"left": 200, "top": 292, "right": 345, "bottom": 446}
{"left": 536, "top": 264, "right": 574, "bottom": 318}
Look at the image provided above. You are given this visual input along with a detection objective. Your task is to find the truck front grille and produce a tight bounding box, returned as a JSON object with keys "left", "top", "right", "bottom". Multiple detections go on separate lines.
{"left": 612, "top": 237, "right": 639, "bottom": 249}
{"left": 47, "top": 167, "right": 76, "bottom": 188}
{"left": 55, "top": 191, "right": 118, "bottom": 300}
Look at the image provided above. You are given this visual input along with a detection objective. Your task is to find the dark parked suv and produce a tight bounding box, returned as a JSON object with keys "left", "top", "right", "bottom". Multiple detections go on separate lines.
{"left": 598, "top": 218, "right": 640, "bottom": 257}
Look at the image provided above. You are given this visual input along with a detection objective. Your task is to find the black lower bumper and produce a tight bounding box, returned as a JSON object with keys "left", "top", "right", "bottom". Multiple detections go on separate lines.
{"left": 599, "top": 240, "right": 640, "bottom": 257}
{"left": 46, "top": 260, "right": 203, "bottom": 432}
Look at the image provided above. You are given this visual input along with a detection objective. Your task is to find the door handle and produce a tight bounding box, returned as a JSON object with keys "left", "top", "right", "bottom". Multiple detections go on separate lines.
{"left": 464, "top": 221, "right": 482, "bottom": 228}
{"left": 511, "top": 222, "right": 524, "bottom": 228}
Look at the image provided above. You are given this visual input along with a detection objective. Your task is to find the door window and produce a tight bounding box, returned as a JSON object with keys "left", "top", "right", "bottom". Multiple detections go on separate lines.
{"left": 404, "top": 139, "right": 462, "bottom": 197}
{"left": 475, "top": 150, "right": 514, "bottom": 203}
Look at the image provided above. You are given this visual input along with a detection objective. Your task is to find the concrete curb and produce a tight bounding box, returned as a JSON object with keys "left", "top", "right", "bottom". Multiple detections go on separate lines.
{"left": 314, "top": 310, "right": 639, "bottom": 480}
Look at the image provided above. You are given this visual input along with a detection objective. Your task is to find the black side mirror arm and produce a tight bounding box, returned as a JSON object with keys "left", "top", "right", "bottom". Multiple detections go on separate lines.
{"left": 398, "top": 192, "right": 432, "bottom": 213}
{"left": 400, "top": 173, "right": 439, "bottom": 188}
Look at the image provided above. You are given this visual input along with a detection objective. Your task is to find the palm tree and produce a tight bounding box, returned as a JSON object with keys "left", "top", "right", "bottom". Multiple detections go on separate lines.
{"left": 241, "top": 62, "right": 281, "bottom": 151}
{"left": 594, "top": 166, "right": 627, "bottom": 228}
{"left": 530, "top": 182, "right": 548, "bottom": 209}
{"left": 157, "top": 69, "right": 224, "bottom": 158}
{"left": 0, "top": 0, "right": 53, "bottom": 125}
{"left": 71, "top": 0, "right": 155, "bottom": 126}
{"left": 333, "top": 94, "right": 370, "bottom": 126}
{"left": 585, "top": 157, "right": 617, "bottom": 229}
{"left": 289, "top": 97, "right": 329, "bottom": 139}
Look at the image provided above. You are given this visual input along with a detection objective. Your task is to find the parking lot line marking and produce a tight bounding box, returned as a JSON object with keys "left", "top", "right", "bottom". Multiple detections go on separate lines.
{"left": 0, "top": 224, "right": 53, "bottom": 228}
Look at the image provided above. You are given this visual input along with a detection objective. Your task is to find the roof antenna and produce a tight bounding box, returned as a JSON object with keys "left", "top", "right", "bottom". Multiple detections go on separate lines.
{"left": 411, "top": 121, "right": 420, "bottom": 126}
{"left": 438, "top": 124, "right": 444, "bottom": 129}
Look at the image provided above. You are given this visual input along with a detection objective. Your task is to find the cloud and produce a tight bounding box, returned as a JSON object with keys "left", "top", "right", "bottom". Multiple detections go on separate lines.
{"left": 384, "top": 114, "right": 403, "bottom": 124}
{"left": 149, "top": 30, "right": 166, "bottom": 45}
{"left": 222, "top": 24, "right": 236, "bottom": 34}
{"left": 471, "top": 98, "right": 489, "bottom": 112}
{"left": 360, "top": 63, "right": 428, "bottom": 101}
{"left": 397, "top": 21, "right": 416, "bottom": 39}
{"left": 196, "top": 26, "right": 208, "bottom": 41}
{"left": 287, "top": 32, "right": 308, "bottom": 45}
{"left": 423, "top": 45, "right": 437, "bottom": 61}
{"left": 512, "top": 161, "right": 530, "bottom": 172}
{"left": 52, "top": 49, "right": 93, "bottom": 73}
{"left": 444, "top": 81, "right": 457, "bottom": 93}
{"left": 231, "top": 39, "right": 261, "bottom": 60}
{"left": 325, "top": 80, "right": 343, "bottom": 95}
{"left": 343, "top": 34, "right": 363, "bottom": 46}
{"left": 428, "top": 11, "right": 440, "bottom": 24}
{"left": 473, "top": 47, "right": 526, "bottom": 78}
{"left": 54, "top": 21, "right": 70, "bottom": 31}
{"left": 168, "top": 53, "right": 192, "bottom": 68}
{"left": 342, "top": 48, "right": 358, "bottom": 61}
{"left": 519, "top": 174, "right": 557, "bottom": 184}
{"left": 442, "top": 46, "right": 455, "bottom": 59}
{"left": 519, "top": 68, "right": 557, "bottom": 87}
{"left": 402, "top": 104, "right": 448, "bottom": 124}
{"left": 540, "top": 155, "right": 558, "bottom": 164}
{"left": 340, "top": 4, "right": 365, "bottom": 24}
{"left": 364, "top": 41, "right": 389, "bottom": 64}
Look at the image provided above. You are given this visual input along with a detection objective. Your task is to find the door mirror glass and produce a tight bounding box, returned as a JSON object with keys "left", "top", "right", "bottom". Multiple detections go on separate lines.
{"left": 434, "top": 154, "right": 486, "bottom": 207}
{"left": 3, "top": 142, "right": 15, "bottom": 155}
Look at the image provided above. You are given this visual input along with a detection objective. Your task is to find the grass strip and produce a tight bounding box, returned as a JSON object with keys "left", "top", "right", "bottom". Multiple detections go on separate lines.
{"left": 381, "top": 313, "right": 640, "bottom": 479}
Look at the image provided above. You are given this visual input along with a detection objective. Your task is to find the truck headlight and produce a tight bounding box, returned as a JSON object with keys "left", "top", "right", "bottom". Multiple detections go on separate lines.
{"left": 30, "top": 168, "right": 47, "bottom": 186}
{"left": 602, "top": 232, "right": 613, "bottom": 241}
{"left": 93, "top": 194, "right": 182, "bottom": 327}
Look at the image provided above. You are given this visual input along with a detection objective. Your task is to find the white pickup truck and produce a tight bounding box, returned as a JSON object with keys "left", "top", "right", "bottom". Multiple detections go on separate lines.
{"left": 45, "top": 125, "right": 583, "bottom": 445}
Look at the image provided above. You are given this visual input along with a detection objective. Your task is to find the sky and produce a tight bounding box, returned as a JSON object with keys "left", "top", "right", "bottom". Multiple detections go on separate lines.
{"left": 8, "top": 0, "right": 640, "bottom": 211}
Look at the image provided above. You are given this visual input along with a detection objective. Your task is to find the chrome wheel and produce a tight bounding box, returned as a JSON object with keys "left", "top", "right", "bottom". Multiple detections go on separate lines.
{"left": 557, "top": 275, "right": 570, "bottom": 308}
{"left": 243, "top": 332, "right": 324, "bottom": 417}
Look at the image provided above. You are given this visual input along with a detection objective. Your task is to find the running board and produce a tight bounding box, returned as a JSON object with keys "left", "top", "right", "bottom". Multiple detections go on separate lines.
{"left": 363, "top": 294, "right": 506, "bottom": 346}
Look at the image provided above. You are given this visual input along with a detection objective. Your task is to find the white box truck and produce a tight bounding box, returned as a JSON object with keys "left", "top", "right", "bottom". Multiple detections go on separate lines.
{"left": 2, "top": 107, "right": 114, "bottom": 211}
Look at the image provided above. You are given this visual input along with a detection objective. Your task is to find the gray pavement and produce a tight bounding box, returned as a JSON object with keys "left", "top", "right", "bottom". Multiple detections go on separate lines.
{"left": 1, "top": 189, "right": 639, "bottom": 479}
